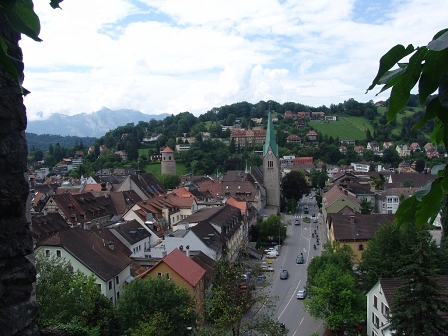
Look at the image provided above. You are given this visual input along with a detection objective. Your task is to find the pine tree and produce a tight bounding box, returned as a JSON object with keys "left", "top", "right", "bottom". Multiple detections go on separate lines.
{"left": 390, "top": 233, "right": 448, "bottom": 335}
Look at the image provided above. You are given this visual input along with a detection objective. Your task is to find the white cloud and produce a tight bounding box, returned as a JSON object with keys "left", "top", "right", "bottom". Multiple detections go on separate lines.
{"left": 19, "top": 0, "right": 448, "bottom": 121}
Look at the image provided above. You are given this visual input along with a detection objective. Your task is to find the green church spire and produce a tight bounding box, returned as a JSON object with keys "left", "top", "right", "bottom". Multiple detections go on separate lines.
{"left": 263, "top": 111, "right": 278, "bottom": 157}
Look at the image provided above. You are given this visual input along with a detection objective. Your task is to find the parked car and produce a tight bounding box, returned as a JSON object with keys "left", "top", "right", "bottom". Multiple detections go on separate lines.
{"left": 280, "top": 270, "right": 289, "bottom": 280}
{"left": 295, "top": 219, "right": 300, "bottom": 225}
{"left": 296, "top": 254, "right": 304, "bottom": 264}
{"left": 313, "top": 218, "right": 318, "bottom": 223}
{"left": 261, "top": 265, "right": 274, "bottom": 272}
{"left": 297, "top": 289, "right": 307, "bottom": 299}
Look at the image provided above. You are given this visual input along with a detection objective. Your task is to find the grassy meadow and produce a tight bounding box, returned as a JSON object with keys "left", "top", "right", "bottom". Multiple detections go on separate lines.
{"left": 309, "top": 116, "right": 374, "bottom": 141}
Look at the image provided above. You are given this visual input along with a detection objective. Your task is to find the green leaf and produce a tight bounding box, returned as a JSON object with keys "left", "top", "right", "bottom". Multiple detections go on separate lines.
{"left": 50, "top": 0, "right": 64, "bottom": 9}
{"left": 428, "top": 30, "right": 448, "bottom": 51}
{"left": 413, "top": 97, "right": 438, "bottom": 130}
{"left": 432, "top": 28, "right": 448, "bottom": 41}
{"left": 419, "top": 48, "right": 448, "bottom": 104}
{"left": 0, "top": 37, "right": 29, "bottom": 95}
{"left": 440, "top": 171, "right": 448, "bottom": 191}
{"left": 432, "top": 164, "right": 447, "bottom": 175}
{"left": 378, "top": 67, "right": 406, "bottom": 85}
{"left": 387, "top": 47, "right": 426, "bottom": 122}
{"left": 376, "top": 71, "right": 407, "bottom": 96}
{"left": 4, "top": 0, "right": 42, "bottom": 42}
{"left": 415, "top": 182, "right": 432, "bottom": 201}
{"left": 366, "top": 44, "right": 414, "bottom": 93}
{"left": 415, "top": 178, "right": 443, "bottom": 228}
{"left": 395, "top": 196, "right": 418, "bottom": 227}
{"left": 438, "top": 74, "right": 448, "bottom": 109}
{"left": 430, "top": 119, "right": 443, "bottom": 144}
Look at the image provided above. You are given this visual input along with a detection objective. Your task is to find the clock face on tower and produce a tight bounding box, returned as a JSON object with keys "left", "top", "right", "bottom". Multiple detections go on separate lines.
{"left": 268, "top": 150, "right": 272, "bottom": 154}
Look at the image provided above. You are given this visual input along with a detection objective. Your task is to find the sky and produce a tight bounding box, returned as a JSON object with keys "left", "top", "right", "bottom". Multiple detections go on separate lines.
{"left": 20, "top": 0, "right": 447, "bottom": 121}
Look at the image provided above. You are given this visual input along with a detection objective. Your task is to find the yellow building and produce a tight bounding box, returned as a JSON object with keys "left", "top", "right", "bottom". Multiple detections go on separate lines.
{"left": 140, "top": 248, "right": 206, "bottom": 315}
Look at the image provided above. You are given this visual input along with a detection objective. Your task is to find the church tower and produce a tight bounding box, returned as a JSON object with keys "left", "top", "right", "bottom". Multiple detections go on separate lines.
{"left": 262, "top": 111, "right": 280, "bottom": 208}
{"left": 161, "top": 147, "right": 176, "bottom": 175}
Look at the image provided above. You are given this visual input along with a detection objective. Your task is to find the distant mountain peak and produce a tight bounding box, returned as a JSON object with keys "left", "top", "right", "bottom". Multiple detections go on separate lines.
{"left": 26, "top": 108, "right": 169, "bottom": 137}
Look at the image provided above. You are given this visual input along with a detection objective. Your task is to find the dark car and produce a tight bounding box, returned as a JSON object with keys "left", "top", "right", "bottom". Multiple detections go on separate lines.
{"left": 295, "top": 219, "right": 300, "bottom": 225}
{"left": 296, "top": 254, "right": 304, "bottom": 264}
{"left": 280, "top": 270, "right": 289, "bottom": 280}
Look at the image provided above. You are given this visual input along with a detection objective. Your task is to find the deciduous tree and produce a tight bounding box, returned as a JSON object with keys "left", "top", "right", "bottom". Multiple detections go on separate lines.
{"left": 281, "top": 170, "right": 309, "bottom": 201}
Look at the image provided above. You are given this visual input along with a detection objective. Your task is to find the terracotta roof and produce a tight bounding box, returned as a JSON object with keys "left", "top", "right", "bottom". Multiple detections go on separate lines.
{"left": 226, "top": 196, "right": 247, "bottom": 214}
{"left": 170, "top": 187, "right": 195, "bottom": 198}
{"left": 150, "top": 248, "right": 206, "bottom": 287}
{"left": 322, "top": 184, "right": 361, "bottom": 210}
{"left": 164, "top": 192, "right": 195, "bottom": 209}
{"left": 330, "top": 214, "right": 395, "bottom": 241}
{"left": 39, "top": 227, "right": 132, "bottom": 281}
{"left": 161, "top": 146, "right": 174, "bottom": 153}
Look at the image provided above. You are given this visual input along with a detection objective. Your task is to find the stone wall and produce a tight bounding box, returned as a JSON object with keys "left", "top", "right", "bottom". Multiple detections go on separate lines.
{"left": 0, "top": 15, "right": 39, "bottom": 336}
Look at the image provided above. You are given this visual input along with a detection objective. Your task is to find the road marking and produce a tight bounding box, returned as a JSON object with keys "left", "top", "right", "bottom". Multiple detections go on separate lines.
{"left": 292, "top": 317, "right": 305, "bottom": 336}
{"left": 278, "top": 279, "right": 302, "bottom": 319}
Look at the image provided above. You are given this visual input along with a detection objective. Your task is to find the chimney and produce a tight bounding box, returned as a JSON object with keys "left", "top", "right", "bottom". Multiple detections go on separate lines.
{"left": 179, "top": 245, "right": 183, "bottom": 251}
{"left": 350, "top": 216, "right": 355, "bottom": 224}
{"left": 344, "top": 190, "right": 348, "bottom": 195}
{"left": 186, "top": 245, "right": 190, "bottom": 257}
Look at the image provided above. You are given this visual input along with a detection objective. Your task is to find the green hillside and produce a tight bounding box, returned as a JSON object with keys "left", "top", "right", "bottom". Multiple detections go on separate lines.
{"left": 142, "top": 162, "right": 188, "bottom": 180}
{"left": 309, "top": 116, "right": 374, "bottom": 141}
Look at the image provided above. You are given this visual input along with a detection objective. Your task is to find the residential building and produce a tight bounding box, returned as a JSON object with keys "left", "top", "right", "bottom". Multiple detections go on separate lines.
{"left": 396, "top": 144, "right": 411, "bottom": 157}
{"left": 107, "top": 220, "right": 152, "bottom": 258}
{"left": 230, "top": 127, "right": 266, "bottom": 147}
{"left": 36, "top": 226, "right": 133, "bottom": 305}
{"left": 286, "top": 134, "right": 301, "bottom": 143}
{"left": 306, "top": 130, "right": 318, "bottom": 141}
{"left": 328, "top": 213, "right": 395, "bottom": 261}
{"left": 139, "top": 248, "right": 207, "bottom": 315}
{"left": 366, "top": 276, "right": 448, "bottom": 336}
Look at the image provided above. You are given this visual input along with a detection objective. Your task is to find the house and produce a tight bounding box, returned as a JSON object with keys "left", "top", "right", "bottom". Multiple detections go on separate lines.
{"left": 284, "top": 110, "right": 294, "bottom": 118}
{"left": 311, "top": 112, "right": 325, "bottom": 119}
{"left": 383, "top": 142, "right": 394, "bottom": 149}
{"left": 367, "top": 142, "right": 380, "bottom": 152}
{"left": 306, "top": 130, "right": 318, "bottom": 141}
{"left": 374, "top": 188, "right": 417, "bottom": 214}
{"left": 36, "top": 226, "right": 133, "bottom": 305}
{"left": 324, "top": 115, "right": 337, "bottom": 121}
{"left": 341, "top": 140, "right": 356, "bottom": 145}
{"left": 339, "top": 146, "right": 347, "bottom": 154}
{"left": 151, "top": 204, "right": 245, "bottom": 261}
{"left": 286, "top": 134, "right": 301, "bottom": 143}
{"left": 351, "top": 162, "right": 383, "bottom": 173}
{"left": 116, "top": 172, "right": 166, "bottom": 200}
{"left": 409, "top": 142, "right": 421, "bottom": 152}
{"left": 107, "top": 220, "right": 152, "bottom": 258}
{"left": 354, "top": 145, "right": 365, "bottom": 156}
{"left": 328, "top": 214, "right": 395, "bottom": 261}
{"left": 230, "top": 127, "right": 267, "bottom": 148}
{"left": 366, "top": 276, "right": 448, "bottom": 336}
{"left": 396, "top": 144, "right": 411, "bottom": 157}
{"left": 322, "top": 185, "right": 362, "bottom": 234}
{"left": 139, "top": 248, "right": 207, "bottom": 315}
{"left": 31, "top": 212, "right": 71, "bottom": 245}
{"left": 142, "top": 134, "right": 162, "bottom": 142}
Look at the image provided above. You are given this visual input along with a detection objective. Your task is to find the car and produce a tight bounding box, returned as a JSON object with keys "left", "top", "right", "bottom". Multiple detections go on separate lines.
{"left": 264, "top": 247, "right": 279, "bottom": 255}
{"left": 261, "top": 265, "right": 274, "bottom": 272}
{"left": 313, "top": 218, "right": 318, "bottom": 223}
{"left": 280, "top": 270, "right": 289, "bottom": 279}
{"left": 309, "top": 195, "right": 313, "bottom": 199}
{"left": 312, "top": 213, "right": 316, "bottom": 218}
{"left": 296, "top": 254, "right": 304, "bottom": 264}
{"left": 294, "top": 219, "right": 300, "bottom": 225}
{"left": 297, "top": 289, "right": 307, "bottom": 299}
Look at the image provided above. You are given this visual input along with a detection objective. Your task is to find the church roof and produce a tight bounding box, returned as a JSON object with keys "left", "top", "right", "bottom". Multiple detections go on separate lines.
{"left": 263, "top": 111, "right": 278, "bottom": 157}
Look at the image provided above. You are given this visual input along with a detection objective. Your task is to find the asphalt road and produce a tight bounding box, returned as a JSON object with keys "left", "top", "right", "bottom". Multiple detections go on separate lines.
{"left": 270, "top": 193, "right": 326, "bottom": 336}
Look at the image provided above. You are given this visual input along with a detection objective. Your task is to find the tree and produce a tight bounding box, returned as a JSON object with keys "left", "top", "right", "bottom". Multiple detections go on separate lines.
{"left": 158, "top": 174, "right": 181, "bottom": 189}
{"left": 366, "top": 28, "right": 448, "bottom": 228}
{"left": 44, "top": 155, "right": 57, "bottom": 169}
{"left": 281, "top": 170, "right": 309, "bottom": 201}
{"left": 414, "top": 159, "right": 426, "bottom": 173}
{"left": 116, "top": 277, "right": 198, "bottom": 336}
{"left": 357, "top": 221, "right": 444, "bottom": 292}
{"left": 305, "top": 242, "right": 365, "bottom": 335}
{"left": 390, "top": 234, "right": 448, "bottom": 335}
{"left": 257, "top": 214, "right": 287, "bottom": 245}
{"left": 35, "top": 251, "right": 115, "bottom": 334}
{"left": 360, "top": 198, "right": 372, "bottom": 214}
{"left": 207, "top": 258, "right": 286, "bottom": 336}
{"left": 33, "top": 149, "right": 44, "bottom": 162}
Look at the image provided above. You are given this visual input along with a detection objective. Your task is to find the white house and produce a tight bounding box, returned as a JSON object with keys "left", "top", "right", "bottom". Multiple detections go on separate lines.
{"left": 36, "top": 227, "right": 133, "bottom": 305}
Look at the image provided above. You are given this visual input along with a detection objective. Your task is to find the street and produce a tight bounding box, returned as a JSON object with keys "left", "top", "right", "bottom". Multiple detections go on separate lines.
{"left": 257, "top": 192, "right": 326, "bottom": 335}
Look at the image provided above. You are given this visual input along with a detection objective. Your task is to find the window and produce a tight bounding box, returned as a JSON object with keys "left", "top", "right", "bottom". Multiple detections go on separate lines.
{"left": 381, "top": 302, "right": 390, "bottom": 317}
{"left": 268, "top": 160, "right": 273, "bottom": 168}
{"left": 108, "top": 280, "right": 112, "bottom": 290}
{"left": 157, "top": 273, "right": 162, "bottom": 278}
{"left": 45, "top": 249, "right": 50, "bottom": 257}
{"left": 97, "top": 283, "right": 102, "bottom": 291}
{"left": 166, "top": 273, "right": 170, "bottom": 280}
{"left": 372, "top": 313, "right": 379, "bottom": 328}
{"left": 116, "top": 291, "right": 120, "bottom": 300}
{"left": 115, "top": 276, "right": 119, "bottom": 285}
{"left": 56, "top": 250, "right": 61, "bottom": 258}
{"left": 359, "top": 244, "right": 364, "bottom": 251}
{"left": 373, "top": 295, "right": 378, "bottom": 308}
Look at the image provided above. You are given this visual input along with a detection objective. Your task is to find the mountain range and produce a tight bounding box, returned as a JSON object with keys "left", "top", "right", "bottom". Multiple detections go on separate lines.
{"left": 26, "top": 108, "right": 170, "bottom": 138}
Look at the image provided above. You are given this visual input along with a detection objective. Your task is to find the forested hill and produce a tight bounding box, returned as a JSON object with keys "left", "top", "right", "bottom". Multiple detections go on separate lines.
{"left": 26, "top": 133, "right": 97, "bottom": 152}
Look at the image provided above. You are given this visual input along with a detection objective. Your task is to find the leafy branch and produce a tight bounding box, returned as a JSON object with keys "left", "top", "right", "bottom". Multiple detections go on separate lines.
{"left": 0, "top": 0, "right": 63, "bottom": 94}
{"left": 366, "top": 28, "right": 448, "bottom": 228}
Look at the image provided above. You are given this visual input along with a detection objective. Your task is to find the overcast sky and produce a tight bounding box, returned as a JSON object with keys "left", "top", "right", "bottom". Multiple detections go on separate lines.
{"left": 20, "top": 0, "right": 446, "bottom": 121}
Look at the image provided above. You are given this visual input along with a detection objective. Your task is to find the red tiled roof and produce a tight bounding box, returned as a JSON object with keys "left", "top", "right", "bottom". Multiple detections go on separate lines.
{"left": 161, "top": 146, "right": 174, "bottom": 153}
{"left": 141, "top": 248, "right": 206, "bottom": 287}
